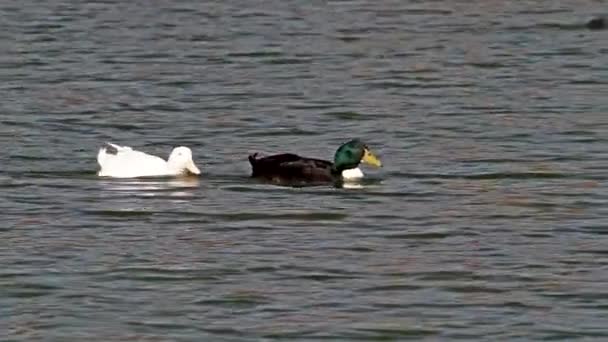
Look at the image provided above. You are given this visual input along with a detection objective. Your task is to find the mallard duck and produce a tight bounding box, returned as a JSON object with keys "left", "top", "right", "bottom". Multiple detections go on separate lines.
{"left": 248, "top": 139, "right": 382, "bottom": 185}
{"left": 97, "top": 143, "right": 201, "bottom": 178}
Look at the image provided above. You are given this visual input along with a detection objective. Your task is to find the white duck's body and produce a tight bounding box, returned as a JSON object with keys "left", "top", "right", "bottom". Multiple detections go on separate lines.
{"left": 97, "top": 143, "right": 201, "bottom": 178}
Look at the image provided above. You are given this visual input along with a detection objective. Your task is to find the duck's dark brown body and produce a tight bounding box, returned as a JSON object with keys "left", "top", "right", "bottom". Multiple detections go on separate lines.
{"left": 248, "top": 153, "right": 336, "bottom": 185}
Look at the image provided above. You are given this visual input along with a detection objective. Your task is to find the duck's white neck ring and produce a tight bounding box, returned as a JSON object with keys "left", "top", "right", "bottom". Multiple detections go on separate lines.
{"left": 341, "top": 167, "right": 364, "bottom": 180}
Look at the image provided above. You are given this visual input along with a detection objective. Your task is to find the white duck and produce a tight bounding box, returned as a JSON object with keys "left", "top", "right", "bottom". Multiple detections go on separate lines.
{"left": 97, "top": 143, "right": 201, "bottom": 178}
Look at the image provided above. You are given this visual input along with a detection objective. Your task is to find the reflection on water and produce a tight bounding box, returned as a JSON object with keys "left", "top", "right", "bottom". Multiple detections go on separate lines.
{"left": 99, "top": 176, "right": 200, "bottom": 190}
{"left": 3, "top": 0, "right": 608, "bottom": 340}
{"left": 341, "top": 182, "right": 364, "bottom": 189}
{"left": 98, "top": 175, "right": 201, "bottom": 199}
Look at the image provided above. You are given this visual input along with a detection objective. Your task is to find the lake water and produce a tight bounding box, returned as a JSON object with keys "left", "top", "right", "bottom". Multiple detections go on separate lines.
{"left": 2, "top": 0, "right": 608, "bottom": 340}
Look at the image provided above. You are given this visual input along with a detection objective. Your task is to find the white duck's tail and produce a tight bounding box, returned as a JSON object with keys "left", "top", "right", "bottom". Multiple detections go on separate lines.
{"left": 105, "top": 142, "right": 132, "bottom": 152}
{"left": 97, "top": 142, "right": 132, "bottom": 166}
{"left": 97, "top": 142, "right": 115, "bottom": 166}
{"left": 97, "top": 146, "right": 108, "bottom": 167}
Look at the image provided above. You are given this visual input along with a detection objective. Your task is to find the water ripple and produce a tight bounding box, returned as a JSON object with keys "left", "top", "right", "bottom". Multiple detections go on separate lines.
{"left": 3, "top": 0, "right": 608, "bottom": 340}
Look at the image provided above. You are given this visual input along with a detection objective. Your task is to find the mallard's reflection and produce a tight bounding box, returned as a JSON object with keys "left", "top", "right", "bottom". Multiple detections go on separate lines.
{"left": 337, "top": 177, "right": 383, "bottom": 189}
{"left": 341, "top": 182, "right": 364, "bottom": 189}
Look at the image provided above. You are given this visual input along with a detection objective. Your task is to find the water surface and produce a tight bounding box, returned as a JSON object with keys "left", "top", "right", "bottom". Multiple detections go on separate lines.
{"left": 2, "top": 0, "right": 608, "bottom": 340}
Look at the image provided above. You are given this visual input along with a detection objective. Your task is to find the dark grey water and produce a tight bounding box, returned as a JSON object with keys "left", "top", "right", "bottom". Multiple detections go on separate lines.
{"left": 2, "top": 0, "right": 608, "bottom": 340}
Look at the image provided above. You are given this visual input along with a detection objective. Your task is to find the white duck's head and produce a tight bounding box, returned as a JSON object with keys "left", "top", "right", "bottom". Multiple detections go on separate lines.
{"left": 167, "top": 146, "right": 201, "bottom": 175}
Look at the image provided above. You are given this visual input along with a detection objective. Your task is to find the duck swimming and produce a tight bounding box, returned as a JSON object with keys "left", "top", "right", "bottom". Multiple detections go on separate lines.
{"left": 97, "top": 143, "right": 201, "bottom": 178}
{"left": 248, "top": 139, "right": 382, "bottom": 186}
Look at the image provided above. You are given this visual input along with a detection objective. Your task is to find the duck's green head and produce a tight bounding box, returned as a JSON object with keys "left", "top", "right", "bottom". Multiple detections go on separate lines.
{"left": 333, "top": 139, "right": 382, "bottom": 172}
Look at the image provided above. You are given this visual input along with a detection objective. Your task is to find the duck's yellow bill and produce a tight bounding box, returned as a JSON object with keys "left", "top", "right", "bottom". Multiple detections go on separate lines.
{"left": 362, "top": 148, "right": 382, "bottom": 167}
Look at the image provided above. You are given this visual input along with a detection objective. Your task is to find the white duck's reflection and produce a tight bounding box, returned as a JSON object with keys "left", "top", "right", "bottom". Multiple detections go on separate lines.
{"left": 99, "top": 175, "right": 200, "bottom": 198}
